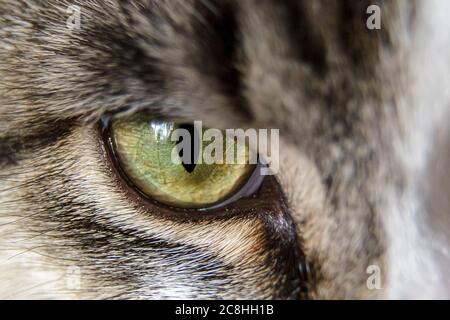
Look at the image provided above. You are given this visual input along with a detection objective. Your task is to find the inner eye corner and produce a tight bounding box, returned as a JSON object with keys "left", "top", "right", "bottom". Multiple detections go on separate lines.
{"left": 100, "top": 116, "right": 266, "bottom": 212}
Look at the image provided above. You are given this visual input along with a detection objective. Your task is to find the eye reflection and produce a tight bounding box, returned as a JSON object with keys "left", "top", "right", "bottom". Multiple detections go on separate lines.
{"left": 150, "top": 121, "right": 174, "bottom": 142}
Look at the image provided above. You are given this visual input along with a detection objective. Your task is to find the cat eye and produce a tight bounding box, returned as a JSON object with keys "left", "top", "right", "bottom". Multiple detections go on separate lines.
{"left": 105, "top": 117, "right": 263, "bottom": 209}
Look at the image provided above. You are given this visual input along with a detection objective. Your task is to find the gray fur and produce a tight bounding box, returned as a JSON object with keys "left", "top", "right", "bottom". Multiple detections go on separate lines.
{"left": 1, "top": 0, "right": 449, "bottom": 299}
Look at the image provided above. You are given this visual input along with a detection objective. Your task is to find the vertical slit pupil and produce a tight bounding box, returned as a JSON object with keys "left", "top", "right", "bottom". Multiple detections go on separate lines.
{"left": 178, "top": 124, "right": 198, "bottom": 173}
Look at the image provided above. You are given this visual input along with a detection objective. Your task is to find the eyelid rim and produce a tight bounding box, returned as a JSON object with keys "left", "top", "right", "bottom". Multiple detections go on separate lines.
{"left": 201, "top": 162, "right": 265, "bottom": 211}
{"left": 99, "top": 118, "right": 267, "bottom": 215}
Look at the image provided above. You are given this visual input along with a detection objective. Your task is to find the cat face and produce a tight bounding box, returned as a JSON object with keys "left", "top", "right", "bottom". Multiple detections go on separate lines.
{"left": 0, "top": 0, "right": 449, "bottom": 299}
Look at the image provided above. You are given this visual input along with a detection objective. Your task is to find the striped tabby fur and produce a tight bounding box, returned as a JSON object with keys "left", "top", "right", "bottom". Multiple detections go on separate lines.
{"left": 1, "top": 0, "right": 450, "bottom": 299}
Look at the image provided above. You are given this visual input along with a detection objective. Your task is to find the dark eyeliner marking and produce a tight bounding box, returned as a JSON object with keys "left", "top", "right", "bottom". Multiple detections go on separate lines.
{"left": 0, "top": 122, "right": 70, "bottom": 167}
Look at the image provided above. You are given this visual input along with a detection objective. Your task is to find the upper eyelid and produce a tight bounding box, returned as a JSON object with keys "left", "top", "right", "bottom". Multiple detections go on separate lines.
{"left": 98, "top": 108, "right": 184, "bottom": 127}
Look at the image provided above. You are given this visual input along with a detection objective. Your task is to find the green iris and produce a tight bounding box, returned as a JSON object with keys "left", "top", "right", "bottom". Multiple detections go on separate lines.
{"left": 110, "top": 118, "right": 255, "bottom": 208}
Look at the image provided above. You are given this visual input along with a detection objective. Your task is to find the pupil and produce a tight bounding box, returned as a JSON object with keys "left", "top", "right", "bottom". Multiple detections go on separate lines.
{"left": 177, "top": 124, "right": 198, "bottom": 173}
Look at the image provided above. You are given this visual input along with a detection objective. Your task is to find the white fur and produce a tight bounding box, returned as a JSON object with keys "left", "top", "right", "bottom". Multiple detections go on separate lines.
{"left": 384, "top": 0, "right": 450, "bottom": 299}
